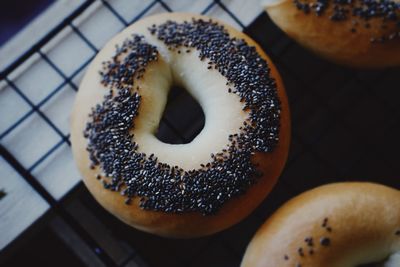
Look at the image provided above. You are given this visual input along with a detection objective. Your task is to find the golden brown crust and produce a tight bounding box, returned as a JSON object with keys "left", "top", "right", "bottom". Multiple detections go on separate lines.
{"left": 264, "top": 0, "right": 400, "bottom": 68}
{"left": 70, "top": 12, "right": 290, "bottom": 238}
{"left": 241, "top": 182, "right": 400, "bottom": 267}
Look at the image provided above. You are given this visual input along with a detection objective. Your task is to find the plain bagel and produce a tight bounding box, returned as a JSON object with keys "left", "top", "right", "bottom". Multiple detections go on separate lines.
{"left": 262, "top": 0, "right": 400, "bottom": 68}
{"left": 241, "top": 182, "right": 400, "bottom": 267}
{"left": 71, "top": 13, "right": 290, "bottom": 238}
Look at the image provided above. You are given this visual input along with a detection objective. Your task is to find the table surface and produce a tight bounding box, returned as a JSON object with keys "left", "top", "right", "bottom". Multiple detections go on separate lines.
{"left": 1, "top": 0, "right": 400, "bottom": 266}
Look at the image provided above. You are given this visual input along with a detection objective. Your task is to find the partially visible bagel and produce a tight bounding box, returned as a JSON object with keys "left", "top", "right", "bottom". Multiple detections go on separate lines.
{"left": 242, "top": 182, "right": 400, "bottom": 267}
{"left": 262, "top": 0, "right": 400, "bottom": 68}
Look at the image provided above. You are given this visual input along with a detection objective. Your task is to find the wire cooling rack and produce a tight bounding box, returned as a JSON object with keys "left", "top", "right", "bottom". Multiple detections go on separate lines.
{"left": 1, "top": 0, "right": 400, "bottom": 266}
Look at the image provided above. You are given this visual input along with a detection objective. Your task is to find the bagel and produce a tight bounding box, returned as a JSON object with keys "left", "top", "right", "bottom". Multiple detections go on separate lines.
{"left": 70, "top": 13, "right": 290, "bottom": 238}
{"left": 241, "top": 182, "right": 400, "bottom": 267}
{"left": 262, "top": 0, "right": 400, "bottom": 68}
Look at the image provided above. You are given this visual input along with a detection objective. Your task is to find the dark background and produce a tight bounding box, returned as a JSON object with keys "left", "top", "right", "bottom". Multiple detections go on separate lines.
{"left": 0, "top": 0, "right": 54, "bottom": 46}
{"left": 1, "top": 1, "right": 400, "bottom": 267}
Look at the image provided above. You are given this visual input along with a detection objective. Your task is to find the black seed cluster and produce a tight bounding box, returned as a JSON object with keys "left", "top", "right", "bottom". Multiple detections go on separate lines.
{"left": 305, "top": 237, "right": 314, "bottom": 247}
{"left": 297, "top": 247, "right": 305, "bottom": 257}
{"left": 320, "top": 237, "right": 331, "bottom": 246}
{"left": 283, "top": 217, "right": 334, "bottom": 265}
{"left": 84, "top": 19, "right": 281, "bottom": 215}
{"left": 99, "top": 35, "right": 158, "bottom": 89}
{"left": 293, "top": 0, "right": 400, "bottom": 42}
{"left": 322, "top": 217, "right": 333, "bottom": 232}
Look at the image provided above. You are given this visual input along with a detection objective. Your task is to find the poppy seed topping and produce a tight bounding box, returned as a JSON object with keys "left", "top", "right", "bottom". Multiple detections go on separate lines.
{"left": 293, "top": 0, "right": 400, "bottom": 42}
{"left": 84, "top": 19, "right": 281, "bottom": 215}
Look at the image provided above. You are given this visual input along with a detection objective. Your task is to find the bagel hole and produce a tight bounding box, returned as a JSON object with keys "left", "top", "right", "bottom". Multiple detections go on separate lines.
{"left": 155, "top": 85, "right": 205, "bottom": 144}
